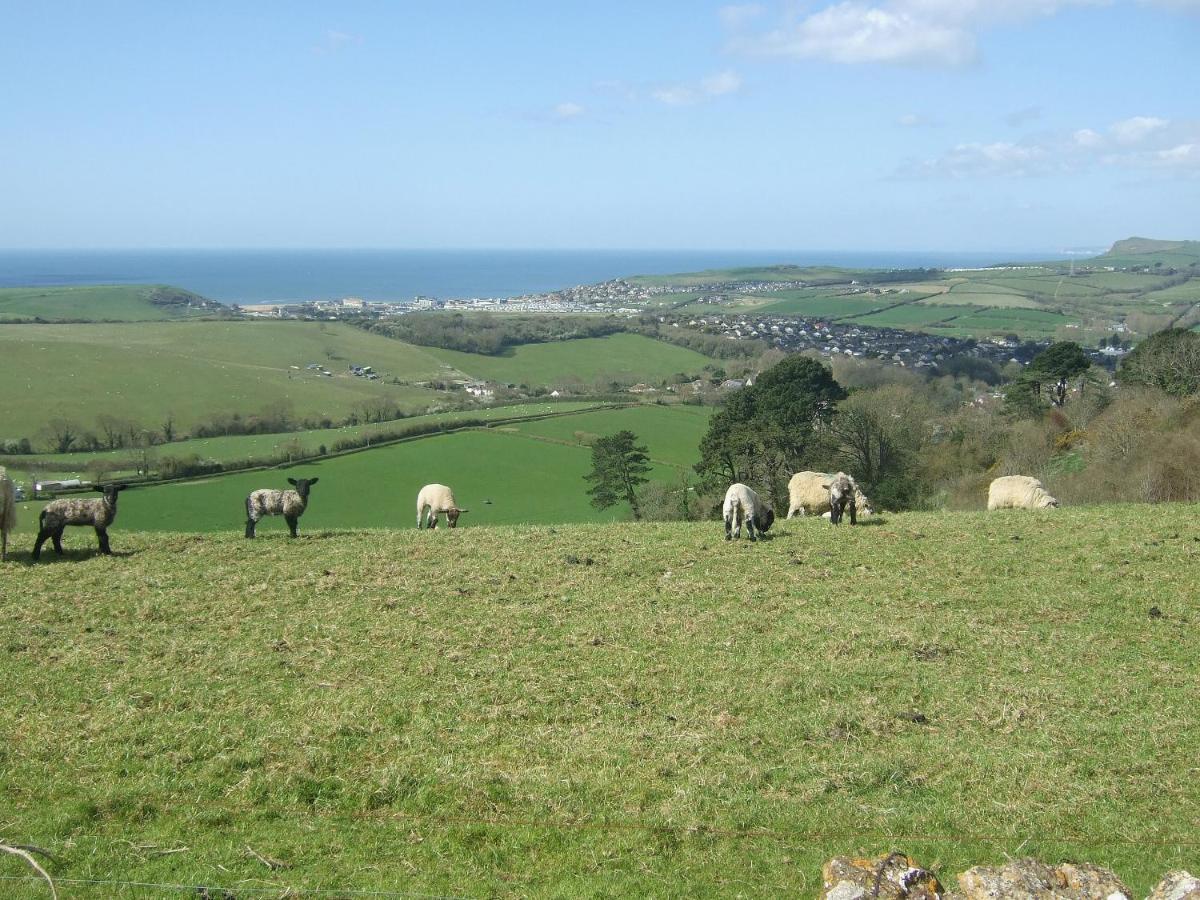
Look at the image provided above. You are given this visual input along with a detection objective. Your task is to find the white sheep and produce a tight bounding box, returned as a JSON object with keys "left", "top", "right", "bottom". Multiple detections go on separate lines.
{"left": 245, "top": 477, "right": 319, "bottom": 538}
{"left": 33, "top": 483, "right": 128, "bottom": 560}
{"left": 786, "top": 471, "right": 873, "bottom": 519}
{"left": 0, "top": 467, "right": 16, "bottom": 562}
{"left": 987, "top": 475, "right": 1059, "bottom": 511}
{"left": 722, "top": 483, "right": 775, "bottom": 542}
{"left": 416, "top": 483, "right": 469, "bottom": 529}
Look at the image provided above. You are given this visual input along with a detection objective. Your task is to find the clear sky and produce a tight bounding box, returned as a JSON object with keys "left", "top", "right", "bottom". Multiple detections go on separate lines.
{"left": 2, "top": 1, "right": 1197, "bottom": 252}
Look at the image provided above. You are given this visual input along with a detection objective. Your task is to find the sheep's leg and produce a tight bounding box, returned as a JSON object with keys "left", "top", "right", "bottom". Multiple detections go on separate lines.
{"left": 285, "top": 515, "right": 299, "bottom": 538}
{"left": 747, "top": 517, "right": 757, "bottom": 542}
{"left": 95, "top": 527, "right": 112, "bottom": 555}
{"left": 52, "top": 529, "right": 65, "bottom": 554}
{"left": 786, "top": 505, "right": 797, "bottom": 519}
{"left": 32, "top": 529, "right": 50, "bottom": 561}
{"left": 848, "top": 500, "right": 857, "bottom": 526}
{"left": 724, "top": 513, "right": 733, "bottom": 541}
{"left": 245, "top": 517, "right": 256, "bottom": 538}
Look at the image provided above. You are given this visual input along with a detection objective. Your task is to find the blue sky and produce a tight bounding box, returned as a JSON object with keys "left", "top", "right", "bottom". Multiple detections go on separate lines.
{"left": 1, "top": 1, "right": 1197, "bottom": 251}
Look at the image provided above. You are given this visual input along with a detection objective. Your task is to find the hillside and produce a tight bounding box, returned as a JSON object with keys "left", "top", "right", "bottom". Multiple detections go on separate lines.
{"left": 5, "top": 404, "right": 713, "bottom": 532}
{"left": 0, "top": 320, "right": 461, "bottom": 441}
{"left": 1098, "top": 237, "right": 1200, "bottom": 270}
{"left": 0, "top": 283, "right": 226, "bottom": 322}
{"left": 1, "top": 508, "right": 1197, "bottom": 897}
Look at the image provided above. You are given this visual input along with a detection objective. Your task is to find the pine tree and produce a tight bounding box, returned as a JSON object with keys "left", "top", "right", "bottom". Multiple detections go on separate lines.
{"left": 584, "top": 430, "right": 652, "bottom": 519}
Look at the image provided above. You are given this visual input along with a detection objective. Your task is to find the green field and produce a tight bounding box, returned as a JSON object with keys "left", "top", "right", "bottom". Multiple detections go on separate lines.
{"left": 0, "top": 284, "right": 222, "bottom": 321}
{"left": 0, "top": 401, "right": 606, "bottom": 483}
{"left": 424, "top": 333, "right": 713, "bottom": 386}
{"left": 0, "top": 320, "right": 464, "bottom": 440}
{"left": 2, "top": 506, "right": 1197, "bottom": 897}
{"left": 5, "top": 404, "right": 712, "bottom": 534}
{"left": 751, "top": 289, "right": 896, "bottom": 318}
{"left": 848, "top": 304, "right": 961, "bottom": 328}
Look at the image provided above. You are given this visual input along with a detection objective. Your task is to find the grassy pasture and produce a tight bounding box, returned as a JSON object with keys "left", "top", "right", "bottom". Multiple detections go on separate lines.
{"left": 1138, "top": 280, "right": 1200, "bottom": 303}
{"left": 922, "top": 290, "right": 1043, "bottom": 309}
{"left": 0, "top": 284, "right": 217, "bottom": 322}
{"left": 423, "top": 333, "right": 713, "bottom": 386}
{"left": 0, "top": 402, "right": 605, "bottom": 484}
{"left": 1, "top": 507, "right": 1197, "bottom": 897}
{"left": 752, "top": 290, "right": 895, "bottom": 318}
{"left": 506, "top": 403, "right": 712, "bottom": 467}
{"left": 4, "top": 404, "right": 711, "bottom": 534}
{"left": 848, "top": 305, "right": 962, "bottom": 328}
{"left": 0, "top": 321, "right": 455, "bottom": 438}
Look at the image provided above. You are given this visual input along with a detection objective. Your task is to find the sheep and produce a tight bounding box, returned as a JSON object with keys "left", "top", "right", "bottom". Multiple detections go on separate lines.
{"left": 786, "top": 471, "right": 873, "bottom": 520}
{"left": 416, "top": 483, "right": 469, "bottom": 529}
{"left": 722, "top": 483, "right": 775, "bottom": 542}
{"left": 827, "top": 471, "right": 858, "bottom": 525}
{"left": 32, "top": 483, "right": 128, "bottom": 560}
{"left": 987, "top": 475, "right": 1059, "bottom": 511}
{"left": 0, "top": 467, "right": 16, "bottom": 562}
{"left": 245, "top": 477, "right": 319, "bottom": 538}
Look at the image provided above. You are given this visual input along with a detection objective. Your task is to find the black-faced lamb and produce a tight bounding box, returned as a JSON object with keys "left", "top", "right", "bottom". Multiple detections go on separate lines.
{"left": 245, "top": 477, "right": 319, "bottom": 538}
{"left": 32, "top": 483, "right": 128, "bottom": 560}
{"left": 786, "top": 470, "right": 873, "bottom": 520}
{"left": 416, "top": 483, "right": 468, "bottom": 529}
{"left": 722, "top": 482, "right": 775, "bottom": 542}
{"left": 0, "top": 467, "right": 16, "bottom": 562}
{"left": 827, "top": 471, "right": 858, "bottom": 525}
{"left": 987, "top": 475, "right": 1059, "bottom": 511}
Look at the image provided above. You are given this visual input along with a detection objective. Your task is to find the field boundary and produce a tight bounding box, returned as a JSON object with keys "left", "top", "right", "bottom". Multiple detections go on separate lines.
{"left": 23, "top": 403, "right": 639, "bottom": 495}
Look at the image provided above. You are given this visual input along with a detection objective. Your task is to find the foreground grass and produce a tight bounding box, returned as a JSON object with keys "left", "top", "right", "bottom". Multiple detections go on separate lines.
{"left": 1, "top": 507, "right": 1198, "bottom": 897}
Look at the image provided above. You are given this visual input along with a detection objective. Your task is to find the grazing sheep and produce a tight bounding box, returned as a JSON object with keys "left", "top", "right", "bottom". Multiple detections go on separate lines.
{"left": 245, "top": 477, "right": 319, "bottom": 538}
{"left": 0, "top": 467, "right": 16, "bottom": 562}
{"left": 416, "top": 483, "right": 469, "bottom": 529}
{"left": 987, "top": 475, "right": 1059, "bottom": 511}
{"left": 786, "top": 471, "right": 873, "bottom": 519}
{"left": 722, "top": 483, "right": 775, "bottom": 542}
{"left": 828, "top": 471, "right": 858, "bottom": 525}
{"left": 33, "top": 483, "right": 128, "bottom": 560}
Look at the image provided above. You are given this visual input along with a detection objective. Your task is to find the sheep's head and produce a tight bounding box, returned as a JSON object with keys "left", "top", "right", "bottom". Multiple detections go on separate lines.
{"left": 755, "top": 507, "right": 775, "bottom": 534}
{"left": 441, "top": 506, "right": 469, "bottom": 528}
{"left": 95, "top": 483, "right": 128, "bottom": 502}
{"left": 287, "top": 477, "right": 319, "bottom": 498}
{"left": 1039, "top": 494, "right": 1060, "bottom": 509}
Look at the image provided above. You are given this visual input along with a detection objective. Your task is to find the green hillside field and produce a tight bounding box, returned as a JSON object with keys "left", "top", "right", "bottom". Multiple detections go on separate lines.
{"left": 423, "top": 332, "right": 714, "bottom": 386}
{"left": 0, "top": 320, "right": 464, "bottom": 440}
{"left": 0, "top": 401, "right": 604, "bottom": 479}
{"left": 1, "top": 506, "right": 1196, "bottom": 896}
{"left": 4, "top": 404, "right": 713, "bottom": 534}
{"left": 0, "top": 284, "right": 223, "bottom": 322}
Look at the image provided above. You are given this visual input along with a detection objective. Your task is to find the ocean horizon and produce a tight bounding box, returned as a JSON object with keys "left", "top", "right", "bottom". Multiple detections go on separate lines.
{"left": 0, "top": 247, "right": 1067, "bottom": 305}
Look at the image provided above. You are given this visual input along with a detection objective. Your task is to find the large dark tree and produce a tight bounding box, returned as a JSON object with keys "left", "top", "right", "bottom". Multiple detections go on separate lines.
{"left": 1004, "top": 341, "right": 1093, "bottom": 415}
{"left": 584, "top": 430, "right": 652, "bottom": 519}
{"left": 695, "top": 354, "right": 845, "bottom": 508}
{"left": 1030, "top": 341, "right": 1092, "bottom": 406}
{"left": 1118, "top": 328, "right": 1200, "bottom": 397}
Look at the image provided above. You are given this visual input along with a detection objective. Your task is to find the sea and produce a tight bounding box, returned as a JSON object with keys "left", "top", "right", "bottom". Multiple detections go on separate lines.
{"left": 0, "top": 248, "right": 1061, "bottom": 305}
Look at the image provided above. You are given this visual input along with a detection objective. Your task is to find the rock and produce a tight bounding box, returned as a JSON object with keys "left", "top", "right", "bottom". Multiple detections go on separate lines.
{"left": 821, "top": 853, "right": 943, "bottom": 900}
{"left": 950, "top": 859, "right": 1131, "bottom": 899}
{"left": 1146, "top": 872, "right": 1200, "bottom": 900}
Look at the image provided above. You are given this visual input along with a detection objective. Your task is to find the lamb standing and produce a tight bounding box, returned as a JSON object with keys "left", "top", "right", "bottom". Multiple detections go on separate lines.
{"left": 245, "top": 477, "right": 319, "bottom": 538}
{"left": 827, "top": 471, "right": 858, "bottom": 525}
{"left": 786, "top": 471, "right": 873, "bottom": 519}
{"left": 32, "top": 483, "right": 128, "bottom": 560}
{"left": 722, "top": 483, "right": 775, "bottom": 542}
{"left": 416, "top": 483, "right": 468, "bottom": 529}
{"left": 0, "top": 467, "right": 16, "bottom": 562}
{"left": 987, "top": 475, "right": 1059, "bottom": 511}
